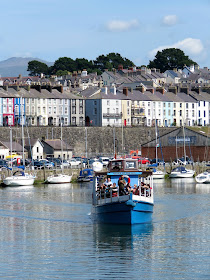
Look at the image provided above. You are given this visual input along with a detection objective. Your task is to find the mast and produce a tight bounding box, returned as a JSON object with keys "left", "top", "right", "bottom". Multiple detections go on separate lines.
{"left": 155, "top": 119, "right": 158, "bottom": 164}
{"left": 10, "top": 126, "right": 13, "bottom": 174}
{"left": 61, "top": 122, "right": 63, "bottom": 173}
{"left": 21, "top": 96, "right": 25, "bottom": 166}
{"left": 183, "top": 123, "right": 186, "bottom": 162}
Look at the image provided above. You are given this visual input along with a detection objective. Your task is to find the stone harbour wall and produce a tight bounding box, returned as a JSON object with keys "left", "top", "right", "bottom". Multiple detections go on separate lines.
{"left": 0, "top": 126, "right": 176, "bottom": 157}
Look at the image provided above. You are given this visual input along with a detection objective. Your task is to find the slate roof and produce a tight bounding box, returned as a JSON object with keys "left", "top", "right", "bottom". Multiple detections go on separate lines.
{"left": 42, "top": 139, "right": 72, "bottom": 151}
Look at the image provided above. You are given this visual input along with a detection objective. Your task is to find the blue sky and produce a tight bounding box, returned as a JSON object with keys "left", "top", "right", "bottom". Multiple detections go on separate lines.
{"left": 1, "top": 0, "right": 210, "bottom": 67}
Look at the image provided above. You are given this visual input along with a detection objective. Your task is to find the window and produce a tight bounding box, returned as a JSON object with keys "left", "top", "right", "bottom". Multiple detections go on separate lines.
{"left": 94, "top": 108, "right": 97, "bottom": 115}
{"left": 148, "top": 109, "right": 150, "bottom": 116}
{"left": 79, "top": 107, "right": 83, "bottom": 114}
{"left": 31, "top": 118, "right": 34, "bottom": 125}
{"left": 204, "top": 111, "right": 206, "bottom": 117}
{"left": 186, "top": 103, "right": 188, "bottom": 109}
{"left": 168, "top": 110, "right": 171, "bottom": 116}
{"left": 180, "top": 103, "right": 182, "bottom": 108}
{"left": 9, "top": 106, "right": 12, "bottom": 113}
{"left": 94, "top": 101, "right": 97, "bottom": 105}
{"left": 204, "top": 101, "right": 206, "bottom": 107}
{"left": 43, "top": 107, "right": 46, "bottom": 114}
{"left": 127, "top": 101, "right": 129, "bottom": 106}
{"left": 163, "top": 110, "right": 166, "bottom": 116}
{"left": 158, "top": 102, "right": 161, "bottom": 108}
{"left": 174, "top": 103, "right": 176, "bottom": 108}
{"left": 79, "top": 100, "right": 83, "bottom": 106}
{"left": 192, "top": 104, "right": 194, "bottom": 109}
{"left": 48, "top": 99, "right": 51, "bottom": 105}
{"left": 15, "top": 105, "right": 19, "bottom": 114}
{"left": 43, "top": 118, "right": 45, "bottom": 125}
{"left": 127, "top": 109, "right": 130, "bottom": 115}
{"left": 148, "top": 102, "right": 150, "bottom": 107}
{"left": 53, "top": 118, "right": 56, "bottom": 126}
{"left": 72, "top": 117, "right": 76, "bottom": 125}
{"left": 53, "top": 107, "right": 56, "bottom": 114}
{"left": 53, "top": 99, "right": 56, "bottom": 105}
{"left": 38, "top": 99, "right": 40, "bottom": 104}
{"left": 26, "top": 106, "right": 29, "bottom": 114}
{"left": 168, "top": 103, "right": 171, "bottom": 108}
{"left": 116, "top": 101, "right": 119, "bottom": 106}
{"left": 38, "top": 107, "right": 41, "bottom": 114}
{"left": 72, "top": 99, "right": 76, "bottom": 106}
{"left": 64, "top": 107, "right": 68, "bottom": 114}
{"left": 116, "top": 108, "right": 119, "bottom": 114}
{"left": 173, "top": 110, "right": 176, "bottom": 116}
{"left": 72, "top": 107, "right": 76, "bottom": 114}
{"left": 37, "top": 147, "right": 39, "bottom": 153}
{"left": 8, "top": 116, "right": 12, "bottom": 125}
{"left": 107, "top": 100, "right": 110, "bottom": 106}
{"left": 180, "top": 110, "right": 182, "bottom": 116}
{"left": 186, "top": 110, "right": 189, "bottom": 118}
{"left": 163, "top": 103, "right": 166, "bottom": 107}
{"left": 65, "top": 99, "right": 68, "bottom": 105}
{"left": 107, "top": 108, "right": 110, "bottom": 114}
{"left": 79, "top": 117, "right": 83, "bottom": 126}
{"left": 32, "top": 98, "right": 35, "bottom": 104}
{"left": 192, "top": 110, "right": 194, "bottom": 117}
{"left": 49, "top": 107, "right": 52, "bottom": 114}
{"left": 64, "top": 117, "right": 68, "bottom": 125}
{"left": 43, "top": 99, "right": 45, "bottom": 104}
{"left": 60, "top": 99, "right": 62, "bottom": 104}
{"left": 59, "top": 106, "right": 62, "bottom": 114}
{"left": 199, "top": 110, "right": 200, "bottom": 117}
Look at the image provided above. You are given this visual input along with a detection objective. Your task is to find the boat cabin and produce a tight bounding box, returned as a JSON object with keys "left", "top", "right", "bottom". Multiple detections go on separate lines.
{"left": 108, "top": 158, "right": 138, "bottom": 172}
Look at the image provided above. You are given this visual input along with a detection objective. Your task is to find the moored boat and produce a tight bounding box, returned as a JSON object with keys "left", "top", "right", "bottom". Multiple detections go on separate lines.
{"left": 195, "top": 170, "right": 210, "bottom": 183}
{"left": 46, "top": 174, "right": 72, "bottom": 184}
{"left": 77, "top": 168, "right": 94, "bottom": 182}
{"left": 91, "top": 158, "right": 154, "bottom": 225}
{"left": 169, "top": 166, "right": 195, "bottom": 178}
{"left": 3, "top": 170, "right": 35, "bottom": 186}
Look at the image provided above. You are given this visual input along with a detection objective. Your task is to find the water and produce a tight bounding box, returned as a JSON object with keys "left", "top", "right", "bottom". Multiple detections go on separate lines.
{"left": 0, "top": 179, "right": 209, "bottom": 280}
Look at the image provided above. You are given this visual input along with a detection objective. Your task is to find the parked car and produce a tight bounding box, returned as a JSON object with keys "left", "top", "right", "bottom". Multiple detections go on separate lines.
{"left": 68, "top": 158, "right": 81, "bottom": 167}
{"left": 39, "top": 159, "right": 55, "bottom": 169}
{"left": 0, "top": 159, "right": 8, "bottom": 169}
{"left": 33, "top": 160, "right": 44, "bottom": 169}
{"left": 62, "top": 160, "right": 70, "bottom": 168}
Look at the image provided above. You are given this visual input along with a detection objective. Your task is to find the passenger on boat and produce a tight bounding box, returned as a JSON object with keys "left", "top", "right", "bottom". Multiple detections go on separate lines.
{"left": 118, "top": 175, "right": 126, "bottom": 195}
{"left": 133, "top": 184, "right": 139, "bottom": 195}
{"left": 125, "top": 182, "right": 131, "bottom": 194}
{"left": 104, "top": 177, "right": 113, "bottom": 187}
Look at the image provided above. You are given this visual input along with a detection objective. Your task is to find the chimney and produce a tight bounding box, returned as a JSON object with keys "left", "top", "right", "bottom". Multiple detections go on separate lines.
{"left": 3, "top": 85, "right": 8, "bottom": 91}
{"left": 192, "top": 87, "right": 201, "bottom": 94}
{"left": 54, "top": 85, "right": 63, "bottom": 93}
{"left": 136, "top": 86, "right": 144, "bottom": 93}
{"left": 156, "top": 87, "right": 164, "bottom": 94}
{"left": 31, "top": 84, "right": 41, "bottom": 92}
{"left": 180, "top": 87, "right": 189, "bottom": 95}
{"left": 123, "top": 87, "right": 128, "bottom": 96}
{"left": 118, "top": 64, "right": 123, "bottom": 71}
{"left": 169, "top": 86, "right": 177, "bottom": 95}
{"left": 147, "top": 88, "right": 154, "bottom": 94}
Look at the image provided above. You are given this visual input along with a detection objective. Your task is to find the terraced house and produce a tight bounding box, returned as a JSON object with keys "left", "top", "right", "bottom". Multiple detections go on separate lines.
{"left": 0, "top": 85, "right": 85, "bottom": 127}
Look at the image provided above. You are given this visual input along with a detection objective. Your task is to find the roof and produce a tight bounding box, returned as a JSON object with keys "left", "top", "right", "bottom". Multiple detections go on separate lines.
{"left": 42, "top": 139, "right": 72, "bottom": 151}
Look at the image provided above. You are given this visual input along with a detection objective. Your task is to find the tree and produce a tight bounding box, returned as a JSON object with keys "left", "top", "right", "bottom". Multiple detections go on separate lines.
{"left": 27, "top": 60, "right": 49, "bottom": 76}
{"left": 50, "top": 57, "right": 76, "bottom": 74}
{"left": 148, "top": 48, "right": 197, "bottom": 72}
{"left": 94, "top": 52, "right": 134, "bottom": 71}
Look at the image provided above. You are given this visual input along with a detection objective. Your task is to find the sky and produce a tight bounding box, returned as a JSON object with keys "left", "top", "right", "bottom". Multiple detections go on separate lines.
{"left": 1, "top": 0, "right": 210, "bottom": 67}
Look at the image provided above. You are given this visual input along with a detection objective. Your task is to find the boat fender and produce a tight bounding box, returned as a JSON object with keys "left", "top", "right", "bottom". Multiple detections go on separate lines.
{"left": 126, "top": 200, "right": 136, "bottom": 207}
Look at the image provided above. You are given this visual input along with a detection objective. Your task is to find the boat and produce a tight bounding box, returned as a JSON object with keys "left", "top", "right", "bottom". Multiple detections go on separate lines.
{"left": 169, "top": 166, "right": 195, "bottom": 178}
{"left": 91, "top": 158, "right": 154, "bottom": 225}
{"left": 195, "top": 170, "right": 210, "bottom": 183}
{"left": 152, "top": 167, "right": 165, "bottom": 179}
{"left": 3, "top": 103, "right": 35, "bottom": 187}
{"left": 46, "top": 123, "right": 72, "bottom": 184}
{"left": 46, "top": 173, "right": 72, "bottom": 184}
{"left": 77, "top": 168, "right": 94, "bottom": 182}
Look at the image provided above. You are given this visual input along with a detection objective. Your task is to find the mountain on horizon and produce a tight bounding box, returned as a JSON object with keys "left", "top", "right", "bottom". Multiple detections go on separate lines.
{"left": 0, "top": 57, "right": 53, "bottom": 77}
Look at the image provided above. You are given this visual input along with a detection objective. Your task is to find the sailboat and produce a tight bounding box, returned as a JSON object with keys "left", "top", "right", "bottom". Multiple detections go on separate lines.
{"left": 149, "top": 120, "right": 165, "bottom": 179}
{"left": 169, "top": 124, "right": 194, "bottom": 178}
{"left": 3, "top": 99, "right": 35, "bottom": 186}
{"left": 46, "top": 123, "right": 72, "bottom": 184}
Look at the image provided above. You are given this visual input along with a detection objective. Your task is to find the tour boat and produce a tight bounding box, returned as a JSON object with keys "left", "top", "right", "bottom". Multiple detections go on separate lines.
{"left": 195, "top": 170, "right": 210, "bottom": 183}
{"left": 91, "top": 158, "right": 154, "bottom": 225}
{"left": 169, "top": 166, "right": 195, "bottom": 178}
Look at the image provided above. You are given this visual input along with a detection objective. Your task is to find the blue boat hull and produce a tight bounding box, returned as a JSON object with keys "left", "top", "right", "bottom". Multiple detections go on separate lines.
{"left": 92, "top": 201, "right": 153, "bottom": 225}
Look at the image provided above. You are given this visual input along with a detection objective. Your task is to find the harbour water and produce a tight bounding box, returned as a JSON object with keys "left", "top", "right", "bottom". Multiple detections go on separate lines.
{"left": 0, "top": 179, "right": 209, "bottom": 279}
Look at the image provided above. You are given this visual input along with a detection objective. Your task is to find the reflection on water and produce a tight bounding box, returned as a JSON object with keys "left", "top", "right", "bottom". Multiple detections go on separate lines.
{"left": 0, "top": 180, "right": 209, "bottom": 279}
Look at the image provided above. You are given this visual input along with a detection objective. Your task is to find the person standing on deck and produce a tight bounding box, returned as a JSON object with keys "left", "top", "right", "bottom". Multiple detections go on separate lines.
{"left": 118, "top": 175, "right": 126, "bottom": 195}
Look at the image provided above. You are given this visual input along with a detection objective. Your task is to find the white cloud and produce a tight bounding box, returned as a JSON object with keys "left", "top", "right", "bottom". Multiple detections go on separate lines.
{"left": 149, "top": 38, "right": 204, "bottom": 58}
{"left": 162, "top": 15, "right": 178, "bottom": 26}
{"left": 106, "top": 19, "right": 139, "bottom": 32}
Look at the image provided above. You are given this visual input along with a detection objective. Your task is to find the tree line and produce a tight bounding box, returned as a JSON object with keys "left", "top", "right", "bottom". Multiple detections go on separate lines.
{"left": 27, "top": 49, "right": 197, "bottom": 76}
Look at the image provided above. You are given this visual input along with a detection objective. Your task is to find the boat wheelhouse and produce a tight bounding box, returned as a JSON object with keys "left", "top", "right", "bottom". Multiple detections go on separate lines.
{"left": 91, "top": 158, "right": 154, "bottom": 225}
